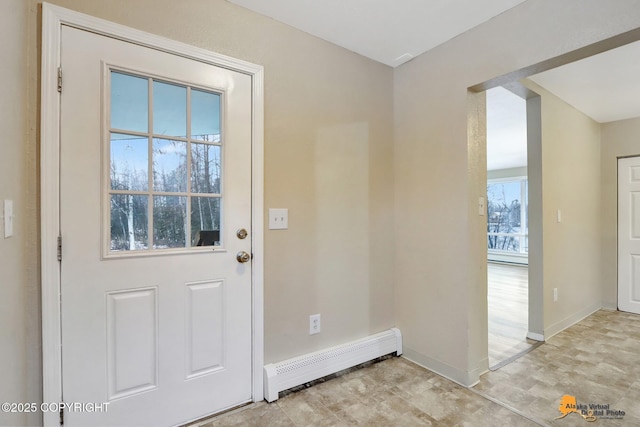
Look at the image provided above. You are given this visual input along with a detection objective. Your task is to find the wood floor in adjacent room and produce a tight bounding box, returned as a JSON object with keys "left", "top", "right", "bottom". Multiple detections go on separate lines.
{"left": 189, "top": 310, "right": 640, "bottom": 427}
{"left": 488, "top": 262, "right": 537, "bottom": 369}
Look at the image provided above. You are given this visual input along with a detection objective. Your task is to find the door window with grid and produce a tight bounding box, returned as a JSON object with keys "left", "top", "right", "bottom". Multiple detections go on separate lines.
{"left": 108, "top": 70, "right": 223, "bottom": 253}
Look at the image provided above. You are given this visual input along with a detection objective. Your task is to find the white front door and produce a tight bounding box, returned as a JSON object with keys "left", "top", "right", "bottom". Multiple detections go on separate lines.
{"left": 618, "top": 156, "right": 640, "bottom": 315}
{"left": 60, "top": 25, "right": 253, "bottom": 426}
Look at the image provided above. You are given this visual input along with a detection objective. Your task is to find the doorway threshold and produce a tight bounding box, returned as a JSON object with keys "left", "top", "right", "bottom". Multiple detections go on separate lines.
{"left": 489, "top": 340, "right": 543, "bottom": 371}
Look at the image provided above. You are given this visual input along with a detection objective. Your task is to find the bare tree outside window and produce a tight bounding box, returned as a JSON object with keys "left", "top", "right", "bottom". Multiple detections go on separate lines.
{"left": 487, "top": 180, "right": 527, "bottom": 253}
{"left": 108, "top": 71, "right": 222, "bottom": 253}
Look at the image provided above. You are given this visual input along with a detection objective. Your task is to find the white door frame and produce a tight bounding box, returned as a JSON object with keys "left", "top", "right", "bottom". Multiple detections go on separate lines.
{"left": 617, "top": 155, "right": 640, "bottom": 314}
{"left": 40, "top": 4, "right": 264, "bottom": 425}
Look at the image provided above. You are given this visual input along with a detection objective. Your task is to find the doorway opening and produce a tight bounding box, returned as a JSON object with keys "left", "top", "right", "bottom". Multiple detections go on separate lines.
{"left": 486, "top": 87, "right": 540, "bottom": 369}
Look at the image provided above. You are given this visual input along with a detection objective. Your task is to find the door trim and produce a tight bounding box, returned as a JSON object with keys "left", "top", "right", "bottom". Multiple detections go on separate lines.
{"left": 617, "top": 155, "right": 640, "bottom": 313}
{"left": 40, "top": 4, "right": 264, "bottom": 425}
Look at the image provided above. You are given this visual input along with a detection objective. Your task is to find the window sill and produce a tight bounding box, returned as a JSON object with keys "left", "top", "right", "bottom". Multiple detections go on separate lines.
{"left": 488, "top": 250, "right": 528, "bottom": 265}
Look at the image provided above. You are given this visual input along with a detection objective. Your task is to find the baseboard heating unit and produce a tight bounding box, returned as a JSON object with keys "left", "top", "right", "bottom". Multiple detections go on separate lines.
{"left": 263, "top": 328, "right": 402, "bottom": 402}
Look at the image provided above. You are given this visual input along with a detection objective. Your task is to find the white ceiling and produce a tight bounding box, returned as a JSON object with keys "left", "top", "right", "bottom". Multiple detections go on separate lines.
{"left": 487, "top": 40, "right": 640, "bottom": 171}
{"left": 529, "top": 40, "right": 640, "bottom": 124}
{"left": 487, "top": 87, "right": 527, "bottom": 171}
{"left": 227, "top": 0, "right": 527, "bottom": 67}
{"left": 227, "top": 1, "right": 640, "bottom": 169}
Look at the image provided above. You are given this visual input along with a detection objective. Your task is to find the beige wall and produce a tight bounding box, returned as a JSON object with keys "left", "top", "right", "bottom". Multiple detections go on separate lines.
{"left": 34, "top": 0, "right": 395, "bottom": 361}
{"left": 0, "top": 2, "right": 40, "bottom": 427}
{"left": 2, "top": 1, "right": 395, "bottom": 424}
{"left": 394, "top": 0, "right": 640, "bottom": 385}
{"left": 524, "top": 80, "right": 603, "bottom": 337}
{"left": 601, "top": 117, "right": 640, "bottom": 308}
{"left": 3, "top": 0, "right": 640, "bottom": 424}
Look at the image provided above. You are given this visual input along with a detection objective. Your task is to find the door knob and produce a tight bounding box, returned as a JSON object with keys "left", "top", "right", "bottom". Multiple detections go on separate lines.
{"left": 236, "top": 251, "right": 251, "bottom": 263}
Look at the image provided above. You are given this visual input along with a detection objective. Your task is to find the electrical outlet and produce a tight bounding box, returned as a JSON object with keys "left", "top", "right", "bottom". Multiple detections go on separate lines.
{"left": 554, "top": 288, "right": 558, "bottom": 302}
{"left": 309, "top": 314, "right": 321, "bottom": 335}
{"left": 269, "top": 208, "right": 288, "bottom": 230}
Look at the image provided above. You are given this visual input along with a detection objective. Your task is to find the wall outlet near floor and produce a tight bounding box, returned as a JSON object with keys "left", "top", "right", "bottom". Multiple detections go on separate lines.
{"left": 554, "top": 288, "right": 558, "bottom": 302}
{"left": 309, "top": 314, "right": 321, "bottom": 335}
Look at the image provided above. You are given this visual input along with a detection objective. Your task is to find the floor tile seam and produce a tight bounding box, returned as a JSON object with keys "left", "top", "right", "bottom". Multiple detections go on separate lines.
{"left": 312, "top": 396, "right": 355, "bottom": 425}
{"left": 611, "top": 382, "right": 638, "bottom": 409}
{"left": 489, "top": 341, "right": 543, "bottom": 371}
{"left": 350, "top": 384, "right": 421, "bottom": 422}
{"left": 384, "top": 385, "right": 444, "bottom": 423}
{"left": 298, "top": 380, "right": 386, "bottom": 426}
{"left": 275, "top": 399, "right": 318, "bottom": 427}
{"left": 468, "top": 387, "right": 551, "bottom": 427}
{"left": 184, "top": 401, "right": 261, "bottom": 427}
{"left": 328, "top": 375, "right": 437, "bottom": 423}
{"left": 314, "top": 392, "right": 399, "bottom": 426}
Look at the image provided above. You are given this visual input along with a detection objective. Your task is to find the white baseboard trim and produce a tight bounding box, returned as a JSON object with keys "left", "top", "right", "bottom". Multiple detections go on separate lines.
{"left": 402, "top": 347, "right": 480, "bottom": 387}
{"left": 544, "top": 302, "right": 602, "bottom": 340}
{"left": 469, "top": 357, "right": 489, "bottom": 385}
{"left": 263, "top": 328, "right": 402, "bottom": 402}
{"left": 526, "top": 331, "right": 545, "bottom": 341}
{"left": 601, "top": 302, "right": 617, "bottom": 311}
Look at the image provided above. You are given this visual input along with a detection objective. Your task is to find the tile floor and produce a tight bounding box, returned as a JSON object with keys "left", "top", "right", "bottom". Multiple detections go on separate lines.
{"left": 191, "top": 310, "right": 639, "bottom": 427}
{"left": 477, "top": 309, "right": 640, "bottom": 427}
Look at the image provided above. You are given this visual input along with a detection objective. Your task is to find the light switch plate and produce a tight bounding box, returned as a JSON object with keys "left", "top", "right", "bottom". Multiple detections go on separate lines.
{"left": 4, "top": 200, "right": 13, "bottom": 238}
{"left": 269, "top": 208, "right": 288, "bottom": 230}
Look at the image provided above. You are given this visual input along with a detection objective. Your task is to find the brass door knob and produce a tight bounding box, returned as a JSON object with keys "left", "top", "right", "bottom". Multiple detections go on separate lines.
{"left": 236, "top": 251, "right": 251, "bottom": 263}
